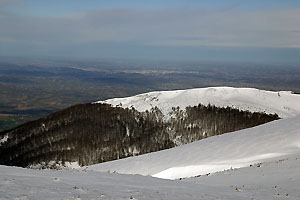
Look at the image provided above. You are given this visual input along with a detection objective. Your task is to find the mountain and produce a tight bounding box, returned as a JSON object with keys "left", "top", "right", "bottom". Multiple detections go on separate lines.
{"left": 0, "top": 87, "right": 299, "bottom": 168}
{"left": 1, "top": 110, "right": 300, "bottom": 199}
{"left": 1, "top": 86, "right": 300, "bottom": 199}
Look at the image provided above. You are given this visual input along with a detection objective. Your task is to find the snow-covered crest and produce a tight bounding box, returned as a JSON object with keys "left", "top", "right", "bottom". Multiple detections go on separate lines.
{"left": 96, "top": 87, "right": 300, "bottom": 119}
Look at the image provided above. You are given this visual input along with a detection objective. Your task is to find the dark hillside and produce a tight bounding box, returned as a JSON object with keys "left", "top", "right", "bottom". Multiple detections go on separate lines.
{"left": 0, "top": 103, "right": 279, "bottom": 167}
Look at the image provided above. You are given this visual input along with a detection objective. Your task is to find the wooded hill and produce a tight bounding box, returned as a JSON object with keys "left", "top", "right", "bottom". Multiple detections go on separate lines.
{"left": 0, "top": 103, "right": 279, "bottom": 167}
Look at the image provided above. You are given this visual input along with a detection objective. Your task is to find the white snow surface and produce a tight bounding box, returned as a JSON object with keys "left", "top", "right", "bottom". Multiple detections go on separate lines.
{"left": 0, "top": 165, "right": 214, "bottom": 200}
{"left": 96, "top": 87, "right": 300, "bottom": 119}
{"left": 87, "top": 116, "right": 300, "bottom": 180}
{"left": 1, "top": 152, "right": 300, "bottom": 199}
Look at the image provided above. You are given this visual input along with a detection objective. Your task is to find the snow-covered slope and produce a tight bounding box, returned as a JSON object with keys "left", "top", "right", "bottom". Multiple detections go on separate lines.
{"left": 96, "top": 87, "right": 300, "bottom": 119}
{"left": 184, "top": 154, "right": 300, "bottom": 199}
{"left": 0, "top": 165, "right": 211, "bottom": 200}
{"left": 87, "top": 116, "right": 300, "bottom": 180}
{"left": 3, "top": 156, "right": 300, "bottom": 200}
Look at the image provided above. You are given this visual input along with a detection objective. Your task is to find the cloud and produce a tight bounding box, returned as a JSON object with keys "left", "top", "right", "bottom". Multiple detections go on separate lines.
{"left": 0, "top": 0, "right": 24, "bottom": 9}
{"left": 0, "top": 7, "right": 300, "bottom": 58}
{"left": 290, "top": 30, "right": 300, "bottom": 33}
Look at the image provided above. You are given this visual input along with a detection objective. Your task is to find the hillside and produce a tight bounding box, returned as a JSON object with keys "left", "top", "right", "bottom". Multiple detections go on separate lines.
{"left": 87, "top": 116, "right": 300, "bottom": 180}
{"left": 1, "top": 154, "right": 300, "bottom": 199}
{"left": 0, "top": 102, "right": 277, "bottom": 167}
{"left": 1, "top": 116, "right": 300, "bottom": 199}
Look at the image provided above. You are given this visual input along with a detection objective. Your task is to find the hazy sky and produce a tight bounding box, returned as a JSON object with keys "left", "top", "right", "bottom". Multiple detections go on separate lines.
{"left": 1, "top": 0, "right": 300, "bottom": 63}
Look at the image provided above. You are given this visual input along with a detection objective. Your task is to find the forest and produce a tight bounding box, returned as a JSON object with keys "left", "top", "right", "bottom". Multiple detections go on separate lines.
{"left": 0, "top": 103, "right": 279, "bottom": 167}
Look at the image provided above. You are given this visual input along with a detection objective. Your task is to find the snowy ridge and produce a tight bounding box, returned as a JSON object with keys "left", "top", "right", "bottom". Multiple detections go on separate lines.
{"left": 96, "top": 87, "right": 300, "bottom": 119}
{"left": 87, "top": 116, "right": 300, "bottom": 180}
